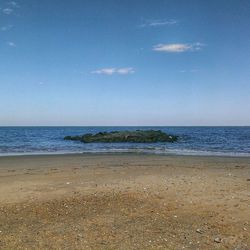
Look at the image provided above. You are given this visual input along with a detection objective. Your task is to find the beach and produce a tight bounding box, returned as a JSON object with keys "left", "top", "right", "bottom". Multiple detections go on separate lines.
{"left": 0, "top": 153, "right": 249, "bottom": 249}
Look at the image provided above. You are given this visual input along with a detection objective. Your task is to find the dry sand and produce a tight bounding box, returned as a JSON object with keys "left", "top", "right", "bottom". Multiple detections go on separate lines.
{"left": 0, "top": 153, "right": 249, "bottom": 249}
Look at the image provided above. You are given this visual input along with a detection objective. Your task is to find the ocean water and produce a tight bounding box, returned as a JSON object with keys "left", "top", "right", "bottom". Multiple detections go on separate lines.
{"left": 0, "top": 126, "right": 250, "bottom": 157}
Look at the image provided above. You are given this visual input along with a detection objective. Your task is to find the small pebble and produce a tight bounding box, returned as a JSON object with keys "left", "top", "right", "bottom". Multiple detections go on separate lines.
{"left": 196, "top": 229, "right": 204, "bottom": 234}
{"left": 214, "top": 237, "right": 222, "bottom": 243}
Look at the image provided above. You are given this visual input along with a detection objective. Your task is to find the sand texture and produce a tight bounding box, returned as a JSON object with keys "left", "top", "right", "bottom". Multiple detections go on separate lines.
{"left": 0, "top": 153, "right": 249, "bottom": 249}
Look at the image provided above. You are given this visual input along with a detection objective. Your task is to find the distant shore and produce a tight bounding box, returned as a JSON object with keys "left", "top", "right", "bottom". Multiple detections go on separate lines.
{"left": 0, "top": 153, "right": 249, "bottom": 249}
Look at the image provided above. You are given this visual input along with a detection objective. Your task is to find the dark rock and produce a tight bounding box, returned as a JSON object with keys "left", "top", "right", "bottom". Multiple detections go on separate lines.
{"left": 64, "top": 130, "right": 178, "bottom": 143}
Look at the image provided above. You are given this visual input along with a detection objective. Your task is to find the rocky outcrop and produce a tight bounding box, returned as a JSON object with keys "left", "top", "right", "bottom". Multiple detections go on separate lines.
{"left": 64, "top": 130, "right": 178, "bottom": 143}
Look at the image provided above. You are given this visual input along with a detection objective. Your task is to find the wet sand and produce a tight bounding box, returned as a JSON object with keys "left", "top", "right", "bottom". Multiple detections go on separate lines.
{"left": 0, "top": 153, "right": 249, "bottom": 249}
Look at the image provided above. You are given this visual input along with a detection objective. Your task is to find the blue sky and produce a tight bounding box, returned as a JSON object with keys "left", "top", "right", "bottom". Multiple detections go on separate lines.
{"left": 0, "top": 0, "right": 250, "bottom": 126}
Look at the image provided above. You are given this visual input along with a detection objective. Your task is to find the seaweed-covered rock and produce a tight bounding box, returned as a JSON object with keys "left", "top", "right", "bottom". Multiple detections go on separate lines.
{"left": 64, "top": 130, "right": 178, "bottom": 143}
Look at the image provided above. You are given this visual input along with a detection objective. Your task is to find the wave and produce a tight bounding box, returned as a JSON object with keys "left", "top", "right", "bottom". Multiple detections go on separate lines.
{"left": 1, "top": 147, "right": 250, "bottom": 157}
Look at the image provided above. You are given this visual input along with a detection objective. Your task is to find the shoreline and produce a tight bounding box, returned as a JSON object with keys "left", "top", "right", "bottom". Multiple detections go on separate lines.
{"left": 1, "top": 150, "right": 250, "bottom": 158}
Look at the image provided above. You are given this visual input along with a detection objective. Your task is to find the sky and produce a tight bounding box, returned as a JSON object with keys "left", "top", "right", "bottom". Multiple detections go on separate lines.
{"left": 0, "top": 0, "right": 250, "bottom": 126}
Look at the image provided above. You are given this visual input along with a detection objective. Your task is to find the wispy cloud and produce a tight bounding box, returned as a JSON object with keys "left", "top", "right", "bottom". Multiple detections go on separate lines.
{"left": 153, "top": 43, "right": 205, "bottom": 53}
{"left": 1, "top": 25, "right": 13, "bottom": 31}
{"left": 8, "top": 1, "right": 19, "bottom": 7}
{"left": 1, "top": 1, "right": 19, "bottom": 15}
{"left": 139, "top": 19, "right": 178, "bottom": 28}
{"left": 2, "top": 8, "right": 13, "bottom": 14}
{"left": 92, "top": 68, "right": 116, "bottom": 75}
{"left": 116, "top": 68, "right": 135, "bottom": 74}
{"left": 91, "top": 67, "right": 135, "bottom": 75}
{"left": 7, "top": 41, "right": 16, "bottom": 47}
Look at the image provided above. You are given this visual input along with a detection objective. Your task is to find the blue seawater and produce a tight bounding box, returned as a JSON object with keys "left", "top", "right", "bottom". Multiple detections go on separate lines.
{"left": 0, "top": 126, "right": 249, "bottom": 156}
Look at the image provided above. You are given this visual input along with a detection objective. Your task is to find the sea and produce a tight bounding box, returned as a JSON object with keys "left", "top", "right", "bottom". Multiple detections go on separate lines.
{"left": 0, "top": 126, "right": 249, "bottom": 157}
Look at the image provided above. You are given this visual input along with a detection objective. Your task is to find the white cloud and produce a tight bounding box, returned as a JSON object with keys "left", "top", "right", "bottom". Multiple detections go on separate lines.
{"left": 91, "top": 67, "right": 135, "bottom": 75}
{"left": 153, "top": 43, "right": 204, "bottom": 53}
{"left": 92, "top": 68, "right": 116, "bottom": 75}
{"left": 7, "top": 41, "right": 16, "bottom": 47}
{"left": 116, "top": 67, "right": 135, "bottom": 74}
{"left": 2, "top": 8, "right": 13, "bottom": 14}
{"left": 140, "top": 19, "right": 178, "bottom": 28}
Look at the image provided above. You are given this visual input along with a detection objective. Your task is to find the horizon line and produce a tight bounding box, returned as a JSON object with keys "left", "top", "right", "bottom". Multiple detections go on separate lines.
{"left": 0, "top": 125, "right": 250, "bottom": 127}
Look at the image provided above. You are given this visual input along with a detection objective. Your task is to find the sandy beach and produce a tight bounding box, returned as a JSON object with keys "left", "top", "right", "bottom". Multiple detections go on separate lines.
{"left": 0, "top": 153, "right": 249, "bottom": 249}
